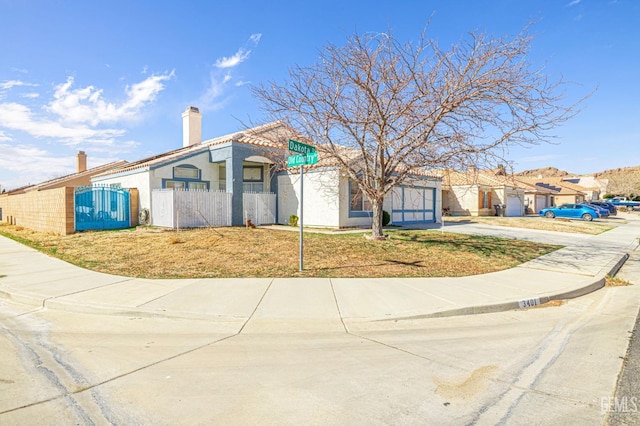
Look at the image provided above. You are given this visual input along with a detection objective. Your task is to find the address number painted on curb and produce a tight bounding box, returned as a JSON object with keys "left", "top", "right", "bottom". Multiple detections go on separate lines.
{"left": 518, "top": 297, "right": 541, "bottom": 309}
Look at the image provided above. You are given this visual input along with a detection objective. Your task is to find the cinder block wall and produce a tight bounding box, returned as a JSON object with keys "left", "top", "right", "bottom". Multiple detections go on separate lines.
{"left": 0, "top": 187, "right": 74, "bottom": 235}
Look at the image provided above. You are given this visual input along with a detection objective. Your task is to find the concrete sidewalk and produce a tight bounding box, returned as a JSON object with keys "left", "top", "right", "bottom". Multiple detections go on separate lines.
{"left": 1, "top": 219, "right": 638, "bottom": 326}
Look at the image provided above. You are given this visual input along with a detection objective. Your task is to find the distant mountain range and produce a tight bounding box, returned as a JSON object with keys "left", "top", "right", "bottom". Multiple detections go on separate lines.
{"left": 517, "top": 165, "right": 640, "bottom": 196}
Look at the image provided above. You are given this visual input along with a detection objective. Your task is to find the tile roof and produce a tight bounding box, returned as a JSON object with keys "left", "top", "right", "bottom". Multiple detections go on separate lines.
{"left": 434, "top": 169, "right": 517, "bottom": 187}
{"left": 95, "top": 121, "right": 295, "bottom": 177}
{"left": 4, "top": 160, "right": 128, "bottom": 195}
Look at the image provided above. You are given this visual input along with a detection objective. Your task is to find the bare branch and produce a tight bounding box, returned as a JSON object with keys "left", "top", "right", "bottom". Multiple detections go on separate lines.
{"left": 251, "top": 24, "right": 588, "bottom": 237}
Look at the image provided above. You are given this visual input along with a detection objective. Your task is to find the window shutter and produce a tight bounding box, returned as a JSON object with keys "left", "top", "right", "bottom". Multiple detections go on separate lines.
{"left": 488, "top": 192, "right": 492, "bottom": 208}
{"left": 478, "top": 191, "right": 483, "bottom": 209}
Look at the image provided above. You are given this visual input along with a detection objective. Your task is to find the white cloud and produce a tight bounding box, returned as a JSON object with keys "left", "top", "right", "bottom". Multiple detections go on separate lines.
{"left": 214, "top": 33, "right": 262, "bottom": 69}
{"left": 201, "top": 34, "right": 261, "bottom": 109}
{"left": 215, "top": 48, "right": 251, "bottom": 69}
{"left": 0, "top": 143, "right": 76, "bottom": 187}
{"left": 0, "top": 102, "right": 125, "bottom": 145}
{"left": 45, "top": 72, "right": 174, "bottom": 126}
{"left": 0, "top": 80, "right": 38, "bottom": 90}
{"left": 567, "top": 0, "right": 581, "bottom": 6}
{"left": 197, "top": 73, "right": 232, "bottom": 111}
{"left": 21, "top": 92, "right": 39, "bottom": 99}
{"left": 249, "top": 33, "right": 262, "bottom": 44}
{"left": 0, "top": 130, "right": 11, "bottom": 142}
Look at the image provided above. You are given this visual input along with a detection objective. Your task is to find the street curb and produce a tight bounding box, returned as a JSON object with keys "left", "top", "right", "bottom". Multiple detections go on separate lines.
{"left": 379, "top": 251, "right": 630, "bottom": 321}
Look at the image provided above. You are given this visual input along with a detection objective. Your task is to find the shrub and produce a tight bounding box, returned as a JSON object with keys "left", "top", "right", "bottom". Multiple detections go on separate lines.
{"left": 289, "top": 215, "right": 299, "bottom": 227}
{"left": 382, "top": 210, "right": 391, "bottom": 226}
{"left": 602, "top": 194, "right": 614, "bottom": 199}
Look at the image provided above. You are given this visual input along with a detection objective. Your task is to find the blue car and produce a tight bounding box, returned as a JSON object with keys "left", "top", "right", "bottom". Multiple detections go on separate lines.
{"left": 590, "top": 201, "right": 617, "bottom": 216}
{"left": 539, "top": 203, "right": 601, "bottom": 221}
{"left": 584, "top": 203, "right": 610, "bottom": 218}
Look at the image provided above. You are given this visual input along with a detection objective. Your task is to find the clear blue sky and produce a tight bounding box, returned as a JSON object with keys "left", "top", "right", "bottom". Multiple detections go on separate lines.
{"left": 1, "top": 0, "right": 638, "bottom": 190}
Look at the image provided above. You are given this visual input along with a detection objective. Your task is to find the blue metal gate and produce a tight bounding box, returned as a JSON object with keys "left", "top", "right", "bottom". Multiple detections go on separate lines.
{"left": 75, "top": 185, "right": 130, "bottom": 231}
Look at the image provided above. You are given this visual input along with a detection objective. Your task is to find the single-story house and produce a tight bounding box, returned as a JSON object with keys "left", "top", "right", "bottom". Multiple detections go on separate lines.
{"left": 515, "top": 179, "right": 554, "bottom": 214}
{"left": 560, "top": 176, "right": 607, "bottom": 200}
{"left": 438, "top": 168, "right": 526, "bottom": 217}
{"left": 518, "top": 177, "right": 587, "bottom": 207}
{"left": 92, "top": 106, "right": 442, "bottom": 229}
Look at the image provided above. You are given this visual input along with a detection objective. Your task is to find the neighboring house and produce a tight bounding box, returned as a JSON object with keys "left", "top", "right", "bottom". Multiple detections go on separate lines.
{"left": 3, "top": 151, "right": 127, "bottom": 195}
{"left": 0, "top": 152, "right": 128, "bottom": 234}
{"left": 560, "top": 176, "right": 606, "bottom": 201}
{"left": 438, "top": 168, "right": 525, "bottom": 217}
{"left": 518, "top": 177, "right": 588, "bottom": 207}
{"left": 516, "top": 179, "right": 554, "bottom": 215}
{"left": 93, "top": 106, "right": 442, "bottom": 229}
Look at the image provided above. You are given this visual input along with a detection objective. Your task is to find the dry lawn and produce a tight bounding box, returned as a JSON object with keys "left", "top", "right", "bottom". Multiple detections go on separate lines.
{"left": 443, "top": 215, "right": 616, "bottom": 235}
{"left": 0, "top": 224, "right": 560, "bottom": 279}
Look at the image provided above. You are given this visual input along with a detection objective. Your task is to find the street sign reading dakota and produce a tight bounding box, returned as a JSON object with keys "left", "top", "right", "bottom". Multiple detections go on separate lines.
{"left": 287, "top": 152, "right": 319, "bottom": 167}
{"left": 288, "top": 139, "right": 316, "bottom": 155}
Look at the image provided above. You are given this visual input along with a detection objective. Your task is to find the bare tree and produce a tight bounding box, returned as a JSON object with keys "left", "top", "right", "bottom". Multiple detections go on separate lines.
{"left": 252, "top": 27, "right": 583, "bottom": 238}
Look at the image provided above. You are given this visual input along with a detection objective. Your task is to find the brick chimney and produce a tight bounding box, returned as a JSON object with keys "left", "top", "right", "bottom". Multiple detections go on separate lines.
{"left": 182, "top": 106, "right": 202, "bottom": 148}
{"left": 77, "top": 151, "right": 87, "bottom": 173}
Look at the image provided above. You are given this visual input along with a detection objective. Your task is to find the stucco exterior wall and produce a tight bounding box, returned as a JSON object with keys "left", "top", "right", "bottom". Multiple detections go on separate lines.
{"left": 278, "top": 169, "right": 342, "bottom": 227}
{"left": 0, "top": 187, "right": 74, "bottom": 235}
{"left": 449, "top": 186, "right": 479, "bottom": 216}
{"left": 150, "top": 152, "right": 220, "bottom": 190}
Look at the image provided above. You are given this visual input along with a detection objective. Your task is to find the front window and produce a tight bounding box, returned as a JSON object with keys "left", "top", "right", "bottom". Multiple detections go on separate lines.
{"left": 479, "top": 189, "right": 491, "bottom": 209}
{"left": 190, "top": 182, "right": 207, "bottom": 190}
{"left": 350, "top": 181, "right": 371, "bottom": 212}
{"left": 166, "top": 180, "right": 186, "bottom": 189}
{"left": 243, "top": 183, "right": 264, "bottom": 192}
{"left": 173, "top": 165, "right": 199, "bottom": 179}
{"left": 243, "top": 165, "right": 265, "bottom": 192}
{"left": 243, "top": 166, "right": 263, "bottom": 182}
{"left": 218, "top": 164, "right": 227, "bottom": 191}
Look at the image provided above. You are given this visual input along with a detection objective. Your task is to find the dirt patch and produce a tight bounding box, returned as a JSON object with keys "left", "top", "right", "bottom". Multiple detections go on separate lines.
{"left": 435, "top": 365, "right": 500, "bottom": 401}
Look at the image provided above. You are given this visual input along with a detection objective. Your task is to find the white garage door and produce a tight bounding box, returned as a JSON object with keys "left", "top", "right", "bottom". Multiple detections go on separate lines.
{"left": 505, "top": 195, "right": 522, "bottom": 217}
{"left": 391, "top": 186, "right": 436, "bottom": 224}
{"left": 535, "top": 195, "right": 547, "bottom": 210}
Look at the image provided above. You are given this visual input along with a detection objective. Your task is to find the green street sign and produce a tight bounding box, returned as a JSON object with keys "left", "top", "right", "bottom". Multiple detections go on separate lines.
{"left": 287, "top": 152, "right": 319, "bottom": 167}
{"left": 288, "top": 139, "right": 316, "bottom": 155}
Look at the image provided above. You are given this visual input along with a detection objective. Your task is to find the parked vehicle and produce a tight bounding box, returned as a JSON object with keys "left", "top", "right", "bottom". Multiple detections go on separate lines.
{"left": 605, "top": 197, "right": 640, "bottom": 208}
{"left": 589, "top": 201, "right": 617, "bottom": 216}
{"left": 584, "top": 203, "right": 610, "bottom": 218}
{"left": 539, "top": 203, "right": 601, "bottom": 221}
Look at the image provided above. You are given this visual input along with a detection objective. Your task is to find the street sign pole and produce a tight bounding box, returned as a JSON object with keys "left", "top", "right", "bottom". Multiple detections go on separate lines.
{"left": 287, "top": 140, "right": 318, "bottom": 272}
{"left": 299, "top": 164, "right": 304, "bottom": 271}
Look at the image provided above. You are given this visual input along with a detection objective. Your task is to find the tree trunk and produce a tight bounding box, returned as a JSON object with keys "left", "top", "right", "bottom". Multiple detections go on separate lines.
{"left": 370, "top": 198, "right": 385, "bottom": 239}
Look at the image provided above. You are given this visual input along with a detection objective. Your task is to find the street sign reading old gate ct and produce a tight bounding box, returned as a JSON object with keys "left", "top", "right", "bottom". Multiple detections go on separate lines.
{"left": 288, "top": 139, "right": 316, "bottom": 155}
